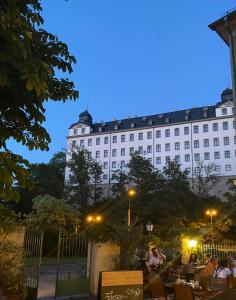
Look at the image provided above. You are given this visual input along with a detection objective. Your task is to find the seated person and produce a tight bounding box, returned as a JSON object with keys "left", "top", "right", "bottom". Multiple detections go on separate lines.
{"left": 170, "top": 252, "right": 185, "bottom": 278}
{"left": 204, "top": 256, "right": 218, "bottom": 276}
{"left": 213, "top": 260, "right": 232, "bottom": 279}
{"left": 148, "top": 247, "right": 166, "bottom": 273}
{"left": 185, "top": 253, "right": 198, "bottom": 282}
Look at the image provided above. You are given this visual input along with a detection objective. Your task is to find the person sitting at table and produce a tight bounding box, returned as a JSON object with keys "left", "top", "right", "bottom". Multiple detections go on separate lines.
{"left": 204, "top": 255, "right": 218, "bottom": 276}
{"left": 213, "top": 259, "right": 232, "bottom": 279}
{"left": 185, "top": 253, "right": 198, "bottom": 282}
{"left": 148, "top": 247, "right": 166, "bottom": 273}
{"left": 170, "top": 252, "right": 185, "bottom": 279}
{"left": 227, "top": 255, "right": 234, "bottom": 271}
{"left": 204, "top": 253, "right": 211, "bottom": 265}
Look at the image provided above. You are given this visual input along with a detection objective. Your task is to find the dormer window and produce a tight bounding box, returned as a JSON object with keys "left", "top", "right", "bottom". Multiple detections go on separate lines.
{"left": 131, "top": 122, "right": 135, "bottom": 128}
{"left": 148, "top": 120, "right": 153, "bottom": 125}
{"left": 102, "top": 122, "right": 106, "bottom": 127}
{"left": 184, "top": 115, "right": 189, "bottom": 121}
{"left": 222, "top": 108, "right": 227, "bottom": 115}
{"left": 114, "top": 124, "right": 119, "bottom": 130}
{"left": 74, "top": 129, "right": 78, "bottom": 135}
{"left": 165, "top": 117, "right": 170, "bottom": 123}
{"left": 98, "top": 126, "right": 103, "bottom": 132}
{"left": 203, "top": 107, "right": 208, "bottom": 118}
{"left": 81, "top": 128, "right": 86, "bottom": 134}
{"left": 142, "top": 116, "right": 147, "bottom": 121}
{"left": 118, "top": 120, "right": 122, "bottom": 125}
{"left": 185, "top": 110, "right": 190, "bottom": 120}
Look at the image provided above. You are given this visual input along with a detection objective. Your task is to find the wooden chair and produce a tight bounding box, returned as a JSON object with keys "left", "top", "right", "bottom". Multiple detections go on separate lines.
{"left": 174, "top": 284, "right": 195, "bottom": 300}
{"left": 227, "top": 274, "right": 236, "bottom": 289}
{"left": 148, "top": 274, "right": 168, "bottom": 299}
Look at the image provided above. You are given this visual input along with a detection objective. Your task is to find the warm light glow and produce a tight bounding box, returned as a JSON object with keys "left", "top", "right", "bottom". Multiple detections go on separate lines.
{"left": 86, "top": 215, "right": 93, "bottom": 223}
{"left": 188, "top": 240, "right": 197, "bottom": 248}
{"left": 128, "top": 188, "right": 136, "bottom": 197}
{"left": 86, "top": 214, "right": 102, "bottom": 223}
{"left": 95, "top": 215, "right": 102, "bottom": 222}
{"left": 205, "top": 209, "right": 218, "bottom": 217}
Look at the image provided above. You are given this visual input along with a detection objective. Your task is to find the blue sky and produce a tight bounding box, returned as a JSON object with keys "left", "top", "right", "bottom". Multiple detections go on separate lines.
{"left": 8, "top": 0, "right": 236, "bottom": 163}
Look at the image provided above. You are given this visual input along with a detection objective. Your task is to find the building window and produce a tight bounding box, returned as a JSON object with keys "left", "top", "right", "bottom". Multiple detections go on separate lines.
{"left": 113, "top": 136, "right": 117, "bottom": 143}
{"left": 175, "top": 155, "right": 180, "bottom": 163}
{"left": 214, "top": 151, "right": 220, "bottom": 159}
{"left": 204, "top": 152, "right": 210, "bottom": 160}
{"left": 185, "top": 154, "right": 190, "bottom": 162}
{"left": 222, "top": 108, "right": 227, "bottom": 115}
{"left": 225, "top": 150, "right": 230, "bottom": 158}
{"left": 103, "top": 174, "right": 108, "bottom": 180}
{"left": 194, "top": 140, "right": 199, "bottom": 148}
{"left": 225, "top": 164, "right": 231, "bottom": 171}
{"left": 121, "top": 135, "right": 126, "bottom": 142}
{"left": 156, "top": 157, "right": 161, "bottom": 164}
{"left": 194, "top": 153, "right": 200, "bottom": 161}
{"left": 204, "top": 139, "right": 209, "bottom": 147}
{"left": 175, "top": 128, "right": 180, "bottom": 136}
{"left": 121, "top": 148, "right": 125, "bottom": 156}
{"left": 203, "top": 124, "right": 208, "bottom": 132}
{"left": 213, "top": 123, "right": 218, "bottom": 131}
{"left": 166, "top": 156, "right": 170, "bottom": 162}
{"left": 213, "top": 138, "right": 219, "bottom": 147}
{"left": 165, "top": 143, "right": 170, "bottom": 151}
{"left": 156, "top": 130, "right": 161, "bottom": 138}
{"left": 80, "top": 140, "right": 84, "bottom": 146}
{"left": 129, "top": 147, "right": 134, "bottom": 155}
{"left": 96, "top": 151, "right": 100, "bottom": 158}
{"left": 130, "top": 134, "right": 134, "bottom": 141}
{"left": 147, "top": 145, "right": 152, "bottom": 153}
{"left": 234, "top": 136, "right": 236, "bottom": 144}
{"left": 88, "top": 139, "right": 92, "bottom": 146}
{"left": 147, "top": 131, "right": 152, "bottom": 139}
{"left": 111, "top": 173, "right": 116, "bottom": 180}
{"left": 96, "top": 138, "right": 100, "bottom": 145}
{"left": 184, "top": 141, "right": 190, "bottom": 150}
{"left": 88, "top": 151, "right": 92, "bottom": 159}
{"left": 112, "top": 149, "right": 117, "bottom": 157}
{"left": 215, "top": 165, "right": 221, "bottom": 173}
{"left": 223, "top": 122, "right": 228, "bottom": 130}
{"left": 224, "top": 137, "right": 230, "bottom": 145}
{"left": 165, "top": 129, "right": 170, "bottom": 137}
{"left": 104, "top": 150, "right": 108, "bottom": 158}
{"left": 175, "top": 142, "right": 180, "bottom": 150}
{"left": 112, "top": 161, "right": 116, "bottom": 168}
{"left": 147, "top": 158, "right": 152, "bottom": 163}
{"left": 233, "top": 121, "right": 236, "bottom": 129}
{"left": 74, "top": 129, "right": 78, "bottom": 135}
{"left": 121, "top": 160, "right": 126, "bottom": 168}
{"left": 104, "top": 137, "right": 109, "bottom": 144}
{"left": 193, "top": 126, "right": 199, "bottom": 134}
{"left": 81, "top": 128, "right": 86, "bottom": 134}
{"left": 156, "top": 144, "right": 161, "bottom": 152}
{"left": 138, "top": 146, "right": 143, "bottom": 154}
{"left": 103, "top": 162, "right": 108, "bottom": 169}
{"left": 184, "top": 127, "right": 189, "bottom": 135}
{"left": 194, "top": 167, "right": 200, "bottom": 174}
{"left": 72, "top": 140, "right": 76, "bottom": 147}
{"left": 138, "top": 132, "right": 143, "bottom": 140}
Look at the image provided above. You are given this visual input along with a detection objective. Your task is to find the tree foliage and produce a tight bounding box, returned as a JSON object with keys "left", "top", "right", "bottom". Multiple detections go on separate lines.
{"left": 0, "top": 0, "right": 78, "bottom": 201}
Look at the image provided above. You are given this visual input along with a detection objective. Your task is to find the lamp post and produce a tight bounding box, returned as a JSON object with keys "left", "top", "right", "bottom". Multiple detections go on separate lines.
{"left": 86, "top": 214, "right": 103, "bottom": 224}
{"left": 205, "top": 209, "right": 217, "bottom": 244}
{"left": 127, "top": 188, "right": 136, "bottom": 230}
{"left": 146, "top": 219, "right": 154, "bottom": 234}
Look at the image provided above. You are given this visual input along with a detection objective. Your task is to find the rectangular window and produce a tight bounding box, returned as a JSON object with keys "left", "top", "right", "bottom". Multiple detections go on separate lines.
{"left": 203, "top": 124, "right": 208, "bottom": 132}
{"left": 225, "top": 150, "right": 230, "bottom": 158}
{"left": 88, "top": 139, "right": 92, "bottom": 146}
{"left": 156, "top": 157, "right": 161, "bottom": 164}
{"left": 80, "top": 140, "right": 84, "bottom": 146}
{"left": 112, "top": 161, "right": 116, "bottom": 168}
{"left": 215, "top": 165, "right": 221, "bottom": 173}
{"left": 104, "top": 150, "right": 108, "bottom": 158}
{"left": 225, "top": 164, "right": 231, "bottom": 171}
{"left": 121, "top": 135, "right": 126, "bottom": 142}
{"left": 147, "top": 131, "right": 152, "bottom": 139}
{"left": 104, "top": 137, "right": 109, "bottom": 144}
{"left": 194, "top": 153, "right": 200, "bottom": 161}
{"left": 88, "top": 151, "right": 92, "bottom": 159}
{"left": 223, "top": 122, "right": 228, "bottom": 130}
{"left": 213, "top": 138, "right": 219, "bottom": 147}
{"left": 165, "top": 143, "right": 170, "bottom": 151}
{"left": 204, "top": 152, "right": 210, "bottom": 160}
{"left": 113, "top": 136, "right": 117, "bottom": 143}
{"left": 81, "top": 128, "right": 86, "bottom": 134}
{"left": 96, "top": 138, "right": 100, "bottom": 145}
{"left": 222, "top": 108, "right": 227, "bottom": 115}
{"left": 175, "top": 142, "right": 180, "bottom": 150}
{"left": 72, "top": 140, "right": 76, "bottom": 147}
{"left": 130, "top": 134, "right": 134, "bottom": 142}
{"left": 184, "top": 127, "right": 189, "bottom": 135}
{"left": 112, "top": 149, "right": 117, "bottom": 157}
{"left": 156, "top": 130, "right": 161, "bottom": 138}
{"left": 74, "top": 129, "right": 78, "bottom": 135}
{"left": 121, "top": 148, "right": 125, "bottom": 156}
{"left": 224, "top": 137, "right": 230, "bottom": 145}
{"left": 147, "top": 145, "right": 152, "bottom": 153}
{"left": 156, "top": 144, "right": 161, "bottom": 152}
{"left": 185, "top": 154, "right": 190, "bottom": 162}
{"left": 175, "top": 128, "right": 180, "bottom": 136}
{"left": 213, "top": 123, "right": 218, "bottom": 131}
{"left": 194, "top": 140, "right": 199, "bottom": 148}
{"left": 147, "top": 158, "right": 152, "bottom": 163}
{"left": 165, "top": 156, "right": 170, "bottom": 162}
{"left": 96, "top": 151, "right": 100, "bottom": 158}
{"left": 103, "top": 162, "right": 108, "bottom": 169}
{"left": 138, "top": 146, "right": 143, "bottom": 154}
{"left": 184, "top": 141, "right": 190, "bottom": 150}
{"left": 138, "top": 132, "right": 143, "bottom": 140}
{"left": 214, "top": 151, "right": 220, "bottom": 159}
{"left": 193, "top": 125, "right": 199, "bottom": 134}
{"left": 175, "top": 155, "right": 180, "bottom": 163}
{"left": 234, "top": 136, "right": 236, "bottom": 144}
{"left": 204, "top": 139, "right": 209, "bottom": 147}
{"left": 165, "top": 129, "right": 170, "bottom": 137}
{"left": 233, "top": 121, "right": 236, "bottom": 129}
{"left": 121, "top": 160, "right": 126, "bottom": 168}
{"left": 129, "top": 147, "right": 134, "bottom": 155}
{"left": 103, "top": 174, "right": 108, "bottom": 180}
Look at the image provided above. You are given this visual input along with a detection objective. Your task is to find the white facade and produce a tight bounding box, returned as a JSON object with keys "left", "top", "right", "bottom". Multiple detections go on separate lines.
{"left": 67, "top": 90, "right": 236, "bottom": 185}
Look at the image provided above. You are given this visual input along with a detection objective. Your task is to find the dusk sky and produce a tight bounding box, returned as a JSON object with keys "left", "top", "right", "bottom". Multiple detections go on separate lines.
{"left": 8, "top": 0, "right": 236, "bottom": 163}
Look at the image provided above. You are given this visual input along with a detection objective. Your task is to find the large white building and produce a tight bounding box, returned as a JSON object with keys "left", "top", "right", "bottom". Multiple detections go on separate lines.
{"left": 67, "top": 88, "right": 236, "bottom": 197}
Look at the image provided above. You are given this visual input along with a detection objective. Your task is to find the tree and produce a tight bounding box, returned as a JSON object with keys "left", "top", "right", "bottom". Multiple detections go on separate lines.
{"left": 65, "top": 147, "right": 103, "bottom": 210}
{"left": 0, "top": 0, "right": 78, "bottom": 201}
{"left": 90, "top": 160, "right": 103, "bottom": 205}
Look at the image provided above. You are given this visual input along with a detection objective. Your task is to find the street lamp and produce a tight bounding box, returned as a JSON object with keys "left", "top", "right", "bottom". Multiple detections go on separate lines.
{"left": 86, "top": 214, "right": 103, "bottom": 223}
{"left": 146, "top": 219, "right": 154, "bottom": 233}
{"left": 127, "top": 188, "right": 136, "bottom": 230}
{"left": 205, "top": 209, "right": 218, "bottom": 244}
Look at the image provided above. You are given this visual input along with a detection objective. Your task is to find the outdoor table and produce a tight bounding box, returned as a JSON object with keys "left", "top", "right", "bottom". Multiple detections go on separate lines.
{"left": 208, "top": 289, "right": 236, "bottom": 299}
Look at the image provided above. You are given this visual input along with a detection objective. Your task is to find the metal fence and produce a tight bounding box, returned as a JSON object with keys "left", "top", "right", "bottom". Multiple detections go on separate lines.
{"left": 201, "top": 244, "right": 236, "bottom": 260}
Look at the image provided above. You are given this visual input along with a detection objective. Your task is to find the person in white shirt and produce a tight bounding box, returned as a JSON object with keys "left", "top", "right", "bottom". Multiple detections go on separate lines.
{"left": 213, "top": 260, "right": 232, "bottom": 279}
{"left": 148, "top": 247, "right": 166, "bottom": 272}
